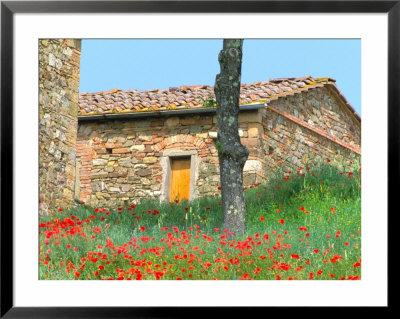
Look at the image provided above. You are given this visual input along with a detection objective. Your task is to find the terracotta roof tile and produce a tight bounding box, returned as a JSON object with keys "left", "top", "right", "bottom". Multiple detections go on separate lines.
{"left": 79, "top": 76, "right": 358, "bottom": 120}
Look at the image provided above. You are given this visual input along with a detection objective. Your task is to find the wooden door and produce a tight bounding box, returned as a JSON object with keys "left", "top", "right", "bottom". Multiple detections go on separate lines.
{"left": 170, "top": 157, "right": 191, "bottom": 202}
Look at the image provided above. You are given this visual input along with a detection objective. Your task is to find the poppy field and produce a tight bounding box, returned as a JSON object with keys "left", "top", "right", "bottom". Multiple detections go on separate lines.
{"left": 39, "top": 160, "right": 361, "bottom": 280}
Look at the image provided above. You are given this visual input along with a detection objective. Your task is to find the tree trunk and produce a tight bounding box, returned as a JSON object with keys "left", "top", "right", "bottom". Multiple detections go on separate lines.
{"left": 214, "top": 39, "right": 249, "bottom": 237}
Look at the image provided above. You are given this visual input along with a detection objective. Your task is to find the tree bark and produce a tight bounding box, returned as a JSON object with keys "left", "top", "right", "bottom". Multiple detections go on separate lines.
{"left": 214, "top": 39, "right": 249, "bottom": 237}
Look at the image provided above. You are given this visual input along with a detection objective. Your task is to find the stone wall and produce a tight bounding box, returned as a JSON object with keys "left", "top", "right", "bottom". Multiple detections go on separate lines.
{"left": 76, "top": 110, "right": 264, "bottom": 207}
{"left": 39, "top": 39, "right": 81, "bottom": 215}
{"left": 267, "top": 86, "right": 360, "bottom": 147}
{"left": 261, "top": 88, "right": 361, "bottom": 175}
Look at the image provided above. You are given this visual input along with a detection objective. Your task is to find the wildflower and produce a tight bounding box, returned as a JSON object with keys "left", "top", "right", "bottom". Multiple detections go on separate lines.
{"left": 280, "top": 219, "right": 285, "bottom": 224}
{"left": 140, "top": 226, "right": 146, "bottom": 232}
{"left": 260, "top": 217, "right": 265, "bottom": 221}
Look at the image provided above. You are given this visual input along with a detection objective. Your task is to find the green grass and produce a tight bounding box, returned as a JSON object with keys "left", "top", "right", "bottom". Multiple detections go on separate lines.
{"left": 39, "top": 159, "right": 361, "bottom": 280}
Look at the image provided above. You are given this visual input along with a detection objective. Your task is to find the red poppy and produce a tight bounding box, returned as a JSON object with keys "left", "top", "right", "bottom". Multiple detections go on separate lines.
{"left": 260, "top": 217, "right": 265, "bottom": 221}
{"left": 140, "top": 226, "right": 146, "bottom": 232}
{"left": 280, "top": 219, "right": 285, "bottom": 224}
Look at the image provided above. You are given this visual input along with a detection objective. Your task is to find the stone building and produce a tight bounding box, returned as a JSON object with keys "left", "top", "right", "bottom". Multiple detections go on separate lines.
{"left": 76, "top": 77, "right": 361, "bottom": 207}
{"left": 39, "top": 39, "right": 361, "bottom": 214}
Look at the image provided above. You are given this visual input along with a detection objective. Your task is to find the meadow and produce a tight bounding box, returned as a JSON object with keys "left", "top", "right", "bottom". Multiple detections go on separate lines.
{"left": 39, "top": 159, "right": 361, "bottom": 280}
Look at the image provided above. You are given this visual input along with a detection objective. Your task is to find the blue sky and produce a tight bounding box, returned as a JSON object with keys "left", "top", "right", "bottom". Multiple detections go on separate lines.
{"left": 80, "top": 39, "right": 361, "bottom": 115}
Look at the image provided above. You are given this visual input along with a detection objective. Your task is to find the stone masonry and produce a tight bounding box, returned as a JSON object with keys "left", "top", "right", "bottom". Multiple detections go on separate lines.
{"left": 39, "top": 39, "right": 81, "bottom": 215}
{"left": 76, "top": 110, "right": 268, "bottom": 207}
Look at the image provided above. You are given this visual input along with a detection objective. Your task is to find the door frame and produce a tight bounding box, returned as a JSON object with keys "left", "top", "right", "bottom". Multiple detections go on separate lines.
{"left": 160, "top": 150, "right": 198, "bottom": 202}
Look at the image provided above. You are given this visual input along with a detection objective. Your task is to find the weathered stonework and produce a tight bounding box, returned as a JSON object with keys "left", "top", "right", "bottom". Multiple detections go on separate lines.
{"left": 39, "top": 39, "right": 81, "bottom": 215}
{"left": 261, "top": 87, "right": 360, "bottom": 176}
{"left": 76, "top": 111, "right": 266, "bottom": 207}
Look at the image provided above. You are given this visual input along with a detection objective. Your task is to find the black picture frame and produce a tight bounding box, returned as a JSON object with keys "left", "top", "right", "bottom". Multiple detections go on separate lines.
{"left": 1, "top": 1, "right": 395, "bottom": 317}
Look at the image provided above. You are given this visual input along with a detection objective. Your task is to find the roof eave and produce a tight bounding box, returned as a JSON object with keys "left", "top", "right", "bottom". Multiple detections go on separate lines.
{"left": 77, "top": 104, "right": 265, "bottom": 121}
